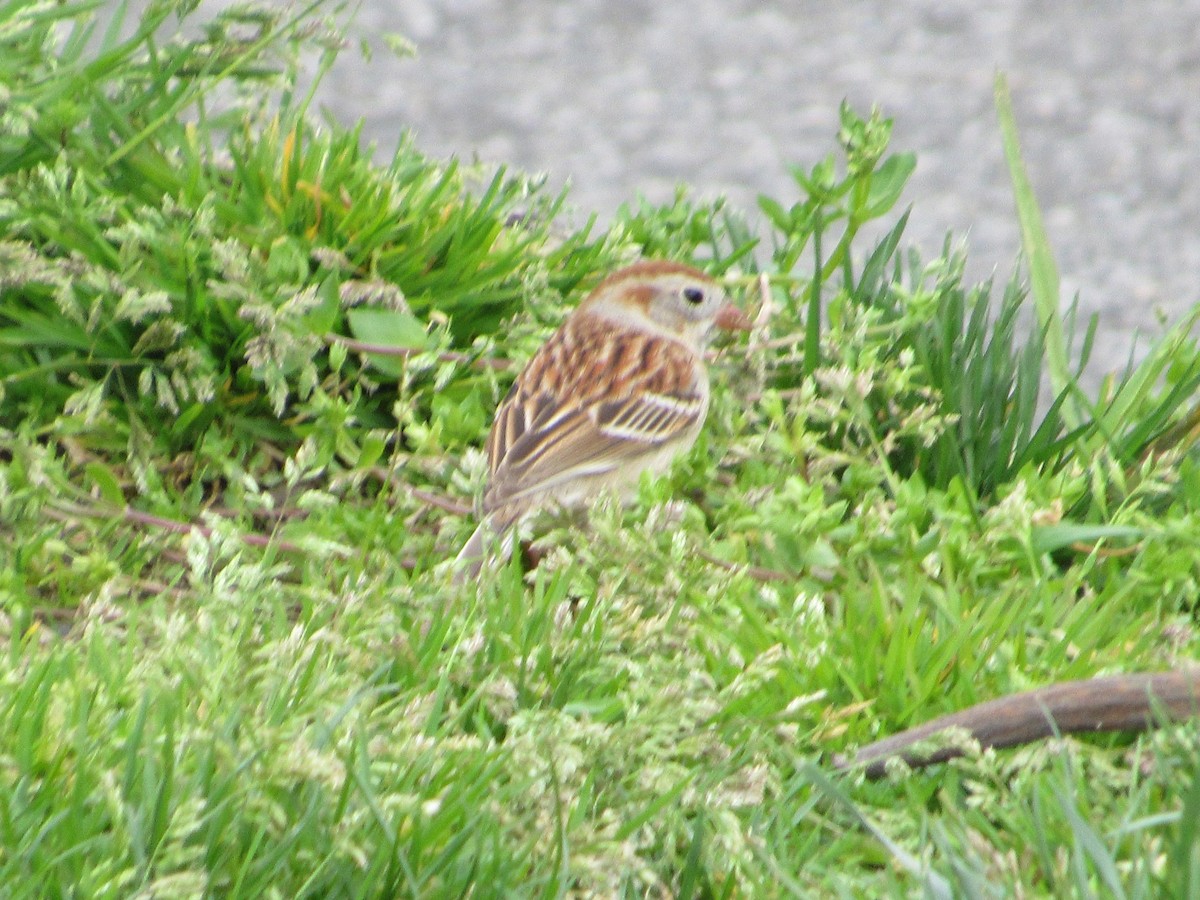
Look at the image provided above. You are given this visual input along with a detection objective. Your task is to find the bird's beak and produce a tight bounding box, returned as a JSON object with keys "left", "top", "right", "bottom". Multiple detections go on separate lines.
{"left": 715, "top": 302, "right": 752, "bottom": 332}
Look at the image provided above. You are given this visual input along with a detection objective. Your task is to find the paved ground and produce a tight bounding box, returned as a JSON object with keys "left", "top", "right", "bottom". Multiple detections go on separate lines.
{"left": 315, "top": 0, "right": 1200, "bottom": 383}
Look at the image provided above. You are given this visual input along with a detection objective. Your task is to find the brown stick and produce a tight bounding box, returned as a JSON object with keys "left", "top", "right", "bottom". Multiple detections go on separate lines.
{"left": 833, "top": 669, "right": 1200, "bottom": 779}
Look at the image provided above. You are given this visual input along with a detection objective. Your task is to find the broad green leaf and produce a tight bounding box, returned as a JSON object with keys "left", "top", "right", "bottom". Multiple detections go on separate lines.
{"left": 758, "top": 195, "right": 792, "bottom": 233}
{"left": 865, "top": 152, "right": 916, "bottom": 217}
{"left": 86, "top": 461, "right": 126, "bottom": 507}
{"left": 346, "top": 307, "right": 428, "bottom": 376}
{"left": 347, "top": 308, "right": 427, "bottom": 349}
{"left": 356, "top": 433, "right": 386, "bottom": 469}
{"left": 302, "top": 276, "right": 341, "bottom": 335}
{"left": 1031, "top": 523, "right": 1145, "bottom": 555}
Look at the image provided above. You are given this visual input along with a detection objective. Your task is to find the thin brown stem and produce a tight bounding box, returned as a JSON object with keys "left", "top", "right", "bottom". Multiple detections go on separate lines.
{"left": 699, "top": 551, "right": 791, "bottom": 583}
{"left": 49, "top": 501, "right": 317, "bottom": 556}
{"left": 408, "top": 486, "right": 473, "bottom": 517}
{"left": 323, "top": 332, "right": 512, "bottom": 371}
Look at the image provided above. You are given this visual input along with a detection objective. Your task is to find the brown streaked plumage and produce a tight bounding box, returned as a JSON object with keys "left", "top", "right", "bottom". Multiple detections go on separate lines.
{"left": 484, "top": 311, "right": 706, "bottom": 523}
{"left": 454, "top": 260, "right": 748, "bottom": 579}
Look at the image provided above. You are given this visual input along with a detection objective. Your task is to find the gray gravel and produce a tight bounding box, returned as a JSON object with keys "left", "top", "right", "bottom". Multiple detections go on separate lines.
{"left": 314, "top": 0, "right": 1200, "bottom": 381}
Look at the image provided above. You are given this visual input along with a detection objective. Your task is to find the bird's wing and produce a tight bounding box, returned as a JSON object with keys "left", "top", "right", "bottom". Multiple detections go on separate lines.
{"left": 484, "top": 313, "right": 705, "bottom": 514}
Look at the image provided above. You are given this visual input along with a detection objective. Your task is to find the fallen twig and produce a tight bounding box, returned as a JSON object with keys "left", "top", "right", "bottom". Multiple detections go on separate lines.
{"left": 48, "top": 501, "right": 314, "bottom": 555}
{"left": 832, "top": 669, "right": 1200, "bottom": 778}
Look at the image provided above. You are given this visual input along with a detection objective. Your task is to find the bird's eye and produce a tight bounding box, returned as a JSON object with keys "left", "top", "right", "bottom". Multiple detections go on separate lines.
{"left": 682, "top": 286, "right": 705, "bottom": 305}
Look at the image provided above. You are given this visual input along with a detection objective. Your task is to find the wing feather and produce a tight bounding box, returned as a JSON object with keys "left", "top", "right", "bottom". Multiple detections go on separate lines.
{"left": 482, "top": 312, "right": 706, "bottom": 515}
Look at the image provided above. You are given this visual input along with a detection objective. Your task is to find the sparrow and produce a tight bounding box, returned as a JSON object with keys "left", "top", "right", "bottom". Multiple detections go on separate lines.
{"left": 454, "top": 259, "right": 750, "bottom": 579}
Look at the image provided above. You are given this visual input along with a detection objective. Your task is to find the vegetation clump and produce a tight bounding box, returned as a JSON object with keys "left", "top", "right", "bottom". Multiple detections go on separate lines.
{"left": 1, "top": 2, "right": 1197, "bottom": 895}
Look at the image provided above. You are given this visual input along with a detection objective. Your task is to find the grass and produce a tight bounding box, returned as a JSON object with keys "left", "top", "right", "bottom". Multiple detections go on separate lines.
{"left": 1, "top": 1, "right": 1199, "bottom": 896}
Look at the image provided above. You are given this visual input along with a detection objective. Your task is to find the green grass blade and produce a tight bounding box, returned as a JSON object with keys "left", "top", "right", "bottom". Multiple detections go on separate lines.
{"left": 995, "top": 72, "right": 1082, "bottom": 428}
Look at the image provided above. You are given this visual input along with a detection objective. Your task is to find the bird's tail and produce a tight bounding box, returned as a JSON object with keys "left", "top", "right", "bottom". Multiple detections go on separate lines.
{"left": 451, "top": 516, "right": 515, "bottom": 585}
{"left": 452, "top": 521, "right": 490, "bottom": 584}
